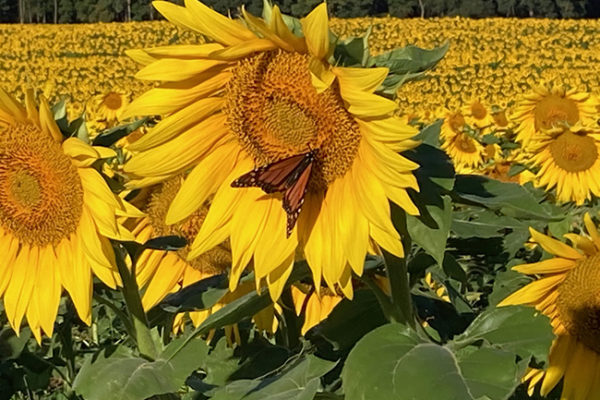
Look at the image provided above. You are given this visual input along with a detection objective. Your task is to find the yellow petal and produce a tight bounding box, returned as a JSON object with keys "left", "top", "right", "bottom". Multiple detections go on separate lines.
{"left": 266, "top": 253, "right": 294, "bottom": 302}
{"left": 124, "top": 113, "right": 229, "bottom": 177}
{"left": 530, "top": 228, "right": 583, "bottom": 260}
{"left": 340, "top": 86, "right": 397, "bottom": 118}
{"left": 183, "top": 0, "right": 256, "bottom": 46}
{"left": 126, "top": 49, "right": 156, "bottom": 66}
{"left": 301, "top": 3, "right": 329, "bottom": 60}
{"left": 242, "top": 8, "right": 295, "bottom": 52}
{"left": 253, "top": 199, "right": 297, "bottom": 281}
{"left": 512, "top": 257, "right": 576, "bottom": 274}
{"left": 562, "top": 340, "right": 596, "bottom": 400}
{"left": 584, "top": 212, "right": 600, "bottom": 250}
{"left": 38, "top": 96, "right": 63, "bottom": 143}
{"left": 188, "top": 158, "right": 252, "bottom": 258}
{"left": 71, "top": 234, "right": 93, "bottom": 325}
{"left": 208, "top": 39, "right": 277, "bottom": 61}
{"left": 153, "top": 1, "right": 203, "bottom": 34}
{"left": 333, "top": 67, "right": 389, "bottom": 93}
{"left": 121, "top": 72, "right": 232, "bottom": 119}
{"left": 0, "top": 87, "right": 26, "bottom": 121}
{"left": 0, "top": 234, "right": 18, "bottom": 296}
{"left": 144, "top": 43, "right": 224, "bottom": 59}
{"left": 269, "top": 5, "right": 307, "bottom": 52}
{"left": 4, "top": 246, "right": 37, "bottom": 333}
{"left": 127, "top": 98, "right": 223, "bottom": 151}
{"left": 498, "top": 274, "right": 565, "bottom": 307}
{"left": 142, "top": 257, "right": 187, "bottom": 310}
{"left": 166, "top": 141, "right": 241, "bottom": 224}
{"left": 36, "top": 246, "right": 62, "bottom": 337}
{"left": 563, "top": 233, "right": 596, "bottom": 256}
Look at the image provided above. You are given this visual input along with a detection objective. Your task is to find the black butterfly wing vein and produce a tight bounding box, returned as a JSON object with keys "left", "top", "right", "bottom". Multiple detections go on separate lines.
{"left": 231, "top": 151, "right": 315, "bottom": 236}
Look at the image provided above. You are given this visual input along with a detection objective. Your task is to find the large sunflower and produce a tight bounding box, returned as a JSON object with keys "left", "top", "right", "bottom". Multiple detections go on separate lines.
{"left": 122, "top": 1, "right": 420, "bottom": 300}
{"left": 528, "top": 124, "right": 600, "bottom": 205}
{"left": 0, "top": 89, "right": 140, "bottom": 342}
{"left": 512, "top": 85, "right": 596, "bottom": 148}
{"left": 132, "top": 176, "right": 279, "bottom": 337}
{"left": 440, "top": 109, "right": 484, "bottom": 173}
{"left": 499, "top": 216, "right": 600, "bottom": 399}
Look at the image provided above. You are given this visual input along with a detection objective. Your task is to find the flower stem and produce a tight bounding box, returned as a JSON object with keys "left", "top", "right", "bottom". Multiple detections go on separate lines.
{"left": 384, "top": 209, "right": 415, "bottom": 328}
{"left": 113, "top": 244, "right": 158, "bottom": 359}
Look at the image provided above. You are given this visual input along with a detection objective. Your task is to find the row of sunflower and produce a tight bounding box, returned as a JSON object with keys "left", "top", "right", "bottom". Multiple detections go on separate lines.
{"left": 1, "top": 1, "right": 600, "bottom": 400}
{"left": 4, "top": 14, "right": 600, "bottom": 121}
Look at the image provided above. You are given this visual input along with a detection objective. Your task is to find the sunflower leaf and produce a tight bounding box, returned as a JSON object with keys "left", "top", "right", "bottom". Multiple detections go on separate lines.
{"left": 451, "top": 305, "right": 554, "bottom": 365}
{"left": 342, "top": 323, "right": 530, "bottom": 400}
{"left": 92, "top": 117, "right": 147, "bottom": 147}
{"left": 208, "top": 354, "right": 336, "bottom": 400}
{"left": 73, "top": 336, "right": 209, "bottom": 400}
{"left": 453, "top": 175, "right": 562, "bottom": 220}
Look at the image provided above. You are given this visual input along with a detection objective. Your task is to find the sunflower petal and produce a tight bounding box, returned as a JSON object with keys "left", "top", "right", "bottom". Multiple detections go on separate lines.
{"left": 301, "top": 3, "right": 329, "bottom": 60}
{"left": 530, "top": 228, "right": 583, "bottom": 260}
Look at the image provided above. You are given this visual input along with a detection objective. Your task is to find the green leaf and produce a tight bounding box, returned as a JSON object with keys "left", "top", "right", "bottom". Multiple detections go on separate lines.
{"left": 333, "top": 26, "right": 372, "bottom": 67}
{"left": 0, "top": 327, "right": 31, "bottom": 361}
{"left": 307, "top": 289, "right": 387, "bottom": 355}
{"left": 73, "top": 336, "right": 209, "bottom": 400}
{"left": 343, "top": 323, "right": 530, "bottom": 400}
{"left": 414, "top": 119, "right": 442, "bottom": 147}
{"left": 488, "top": 269, "right": 532, "bottom": 307}
{"left": 92, "top": 117, "right": 147, "bottom": 147}
{"left": 452, "top": 305, "right": 554, "bottom": 364}
{"left": 210, "top": 354, "right": 336, "bottom": 400}
{"left": 407, "top": 195, "right": 453, "bottom": 265}
{"left": 190, "top": 263, "right": 311, "bottom": 335}
{"left": 453, "top": 175, "right": 560, "bottom": 220}
{"left": 371, "top": 42, "right": 449, "bottom": 75}
{"left": 52, "top": 97, "right": 69, "bottom": 135}
{"left": 404, "top": 144, "right": 455, "bottom": 193}
{"left": 452, "top": 209, "right": 527, "bottom": 239}
{"left": 343, "top": 324, "right": 476, "bottom": 400}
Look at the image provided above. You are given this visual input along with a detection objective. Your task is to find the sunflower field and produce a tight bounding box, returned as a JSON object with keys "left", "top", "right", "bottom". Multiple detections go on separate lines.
{"left": 2, "top": 1, "right": 600, "bottom": 399}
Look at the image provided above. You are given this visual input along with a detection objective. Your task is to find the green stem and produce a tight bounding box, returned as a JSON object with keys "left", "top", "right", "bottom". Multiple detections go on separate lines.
{"left": 114, "top": 244, "right": 158, "bottom": 359}
{"left": 383, "top": 251, "right": 415, "bottom": 328}
{"left": 383, "top": 209, "right": 415, "bottom": 328}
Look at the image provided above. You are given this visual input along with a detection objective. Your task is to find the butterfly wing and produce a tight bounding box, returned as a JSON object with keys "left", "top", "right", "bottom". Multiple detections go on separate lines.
{"left": 231, "top": 153, "right": 309, "bottom": 194}
{"left": 231, "top": 151, "right": 315, "bottom": 237}
{"left": 282, "top": 161, "right": 312, "bottom": 237}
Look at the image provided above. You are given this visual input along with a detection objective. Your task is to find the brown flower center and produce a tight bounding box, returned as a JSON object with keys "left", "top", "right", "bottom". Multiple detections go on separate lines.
{"left": 492, "top": 110, "right": 508, "bottom": 127}
{"left": 549, "top": 130, "right": 597, "bottom": 172}
{"left": 448, "top": 112, "right": 465, "bottom": 133}
{"left": 102, "top": 92, "right": 123, "bottom": 110}
{"left": 146, "top": 177, "right": 230, "bottom": 274}
{"left": 556, "top": 253, "right": 600, "bottom": 354}
{"left": 454, "top": 133, "right": 477, "bottom": 153}
{"left": 534, "top": 94, "right": 580, "bottom": 130}
{"left": 224, "top": 50, "right": 361, "bottom": 191}
{"left": 0, "top": 122, "right": 83, "bottom": 246}
{"left": 470, "top": 101, "right": 487, "bottom": 120}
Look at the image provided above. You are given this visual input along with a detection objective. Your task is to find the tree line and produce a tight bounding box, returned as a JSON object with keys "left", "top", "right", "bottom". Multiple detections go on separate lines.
{"left": 0, "top": 0, "right": 597, "bottom": 23}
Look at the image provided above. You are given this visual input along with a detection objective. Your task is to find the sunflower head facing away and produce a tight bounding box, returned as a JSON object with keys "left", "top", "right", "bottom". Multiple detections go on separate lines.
{"left": 512, "top": 85, "right": 596, "bottom": 148}
{"left": 122, "top": 0, "right": 421, "bottom": 301}
{"left": 527, "top": 123, "right": 600, "bottom": 205}
{"left": 0, "top": 89, "right": 140, "bottom": 342}
{"left": 500, "top": 215, "right": 600, "bottom": 399}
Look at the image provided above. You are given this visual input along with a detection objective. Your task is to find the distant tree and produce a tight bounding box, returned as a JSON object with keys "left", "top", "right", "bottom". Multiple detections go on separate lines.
{"left": 496, "top": 0, "right": 517, "bottom": 16}
{"left": 388, "top": 0, "right": 419, "bottom": 17}
{"left": 0, "top": 0, "right": 17, "bottom": 22}
{"left": 455, "top": 0, "right": 496, "bottom": 17}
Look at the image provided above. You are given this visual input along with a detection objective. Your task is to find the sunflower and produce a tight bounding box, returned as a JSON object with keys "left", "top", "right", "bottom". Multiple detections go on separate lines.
{"left": 290, "top": 284, "right": 343, "bottom": 335}
{"left": 499, "top": 215, "right": 600, "bottom": 399}
{"left": 0, "top": 89, "right": 140, "bottom": 343}
{"left": 122, "top": 1, "right": 420, "bottom": 300}
{"left": 93, "top": 90, "right": 129, "bottom": 123}
{"left": 132, "top": 176, "right": 279, "bottom": 337}
{"left": 528, "top": 124, "right": 600, "bottom": 205}
{"left": 440, "top": 109, "right": 484, "bottom": 173}
{"left": 512, "top": 85, "right": 596, "bottom": 148}
{"left": 463, "top": 99, "right": 494, "bottom": 129}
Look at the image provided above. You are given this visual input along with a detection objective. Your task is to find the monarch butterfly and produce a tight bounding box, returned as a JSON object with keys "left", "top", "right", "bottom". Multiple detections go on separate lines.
{"left": 231, "top": 150, "right": 316, "bottom": 237}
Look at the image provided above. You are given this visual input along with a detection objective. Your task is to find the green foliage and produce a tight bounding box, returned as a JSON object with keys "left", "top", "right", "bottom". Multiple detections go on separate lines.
{"left": 2, "top": 0, "right": 596, "bottom": 22}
